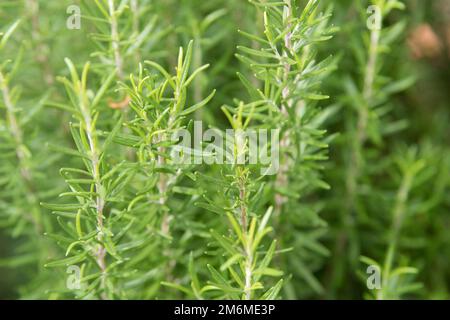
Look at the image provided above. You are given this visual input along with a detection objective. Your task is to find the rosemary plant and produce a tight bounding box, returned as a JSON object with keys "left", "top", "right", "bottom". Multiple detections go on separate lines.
{"left": 0, "top": 0, "right": 449, "bottom": 300}
{"left": 234, "top": 0, "right": 337, "bottom": 298}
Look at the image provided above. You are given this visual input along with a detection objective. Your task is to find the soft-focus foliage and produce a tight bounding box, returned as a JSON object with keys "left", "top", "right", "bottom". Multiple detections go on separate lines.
{"left": 0, "top": 0, "right": 449, "bottom": 299}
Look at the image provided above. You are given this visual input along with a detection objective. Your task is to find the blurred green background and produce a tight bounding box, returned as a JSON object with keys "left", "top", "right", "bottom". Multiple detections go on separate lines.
{"left": 0, "top": 0, "right": 449, "bottom": 299}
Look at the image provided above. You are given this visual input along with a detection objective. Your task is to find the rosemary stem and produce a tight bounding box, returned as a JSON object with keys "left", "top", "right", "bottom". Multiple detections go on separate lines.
{"left": 274, "top": 0, "right": 293, "bottom": 217}
{"left": 26, "top": 0, "right": 53, "bottom": 85}
{"left": 79, "top": 87, "right": 108, "bottom": 298}
{"left": 346, "top": 20, "right": 381, "bottom": 213}
{"left": 108, "top": 0, "right": 124, "bottom": 80}
{"left": 377, "top": 171, "right": 413, "bottom": 300}
{"left": 0, "top": 71, "right": 42, "bottom": 232}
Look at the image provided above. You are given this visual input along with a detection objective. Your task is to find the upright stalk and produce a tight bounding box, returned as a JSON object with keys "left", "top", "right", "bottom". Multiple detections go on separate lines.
{"left": 108, "top": 0, "right": 124, "bottom": 80}
{"left": 158, "top": 91, "right": 179, "bottom": 236}
{"left": 193, "top": 33, "right": 203, "bottom": 120}
{"left": 244, "top": 233, "right": 254, "bottom": 300}
{"left": 339, "top": 12, "right": 382, "bottom": 273}
{"left": 236, "top": 166, "right": 253, "bottom": 300}
{"left": 78, "top": 74, "right": 108, "bottom": 298}
{"left": 130, "top": 0, "right": 141, "bottom": 64}
{"left": 346, "top": 15, "right": 381, "bottom": 219}
{"left": 0, "top": 71, "right": 42, "bottom": 232}
{"left": 377, "top": 170, "right": 413, "bottom": 300}
{"left": 25, "top": 0, "right": 53, "bottom": 85}
{"left": 274, "top": 0, "right": 293, "bottom": 217}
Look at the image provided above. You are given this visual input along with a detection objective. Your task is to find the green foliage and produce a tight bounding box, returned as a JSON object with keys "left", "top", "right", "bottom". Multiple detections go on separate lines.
{"left": 0, "top": 0, "right": 449, "bottom": 300}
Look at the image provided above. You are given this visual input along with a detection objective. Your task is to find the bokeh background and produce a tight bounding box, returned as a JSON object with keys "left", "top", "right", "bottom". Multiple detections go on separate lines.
{"left": 0, "top": 0, "right": 449, "bottom": 299}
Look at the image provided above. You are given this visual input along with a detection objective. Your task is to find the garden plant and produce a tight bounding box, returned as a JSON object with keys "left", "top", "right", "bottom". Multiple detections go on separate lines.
{"left": 0, "top": 0, "right": 449, "bottom": 300}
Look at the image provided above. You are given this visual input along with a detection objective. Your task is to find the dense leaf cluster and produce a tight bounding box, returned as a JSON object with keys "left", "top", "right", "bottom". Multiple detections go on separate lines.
{"left": 0, "top": 0, "right": 449, "bottom": 300}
